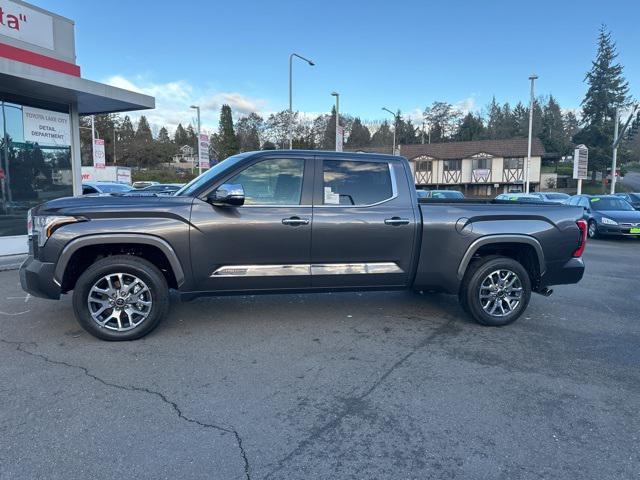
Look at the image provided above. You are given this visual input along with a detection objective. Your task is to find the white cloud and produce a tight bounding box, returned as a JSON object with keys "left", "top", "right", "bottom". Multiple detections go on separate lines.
{"left": 104, "top": 75, "right": 268, "bottom": 135}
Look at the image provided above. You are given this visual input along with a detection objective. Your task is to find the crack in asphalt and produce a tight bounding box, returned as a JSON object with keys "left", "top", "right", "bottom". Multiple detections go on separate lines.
{"left": 263, "top": 317, "right": 458, "bottom": 479}
{"left": 0, "top": 338, "right": 251, "bottom": 480}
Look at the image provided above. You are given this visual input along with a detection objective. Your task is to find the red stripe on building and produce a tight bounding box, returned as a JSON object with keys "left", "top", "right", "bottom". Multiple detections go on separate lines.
{"left": 0, "top": 42, "right": 81, "bottom": 77}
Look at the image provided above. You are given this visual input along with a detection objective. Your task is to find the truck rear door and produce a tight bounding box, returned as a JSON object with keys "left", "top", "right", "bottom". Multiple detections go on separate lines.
{"left": 310, "top": 156, "right": 418, "bottom": 288}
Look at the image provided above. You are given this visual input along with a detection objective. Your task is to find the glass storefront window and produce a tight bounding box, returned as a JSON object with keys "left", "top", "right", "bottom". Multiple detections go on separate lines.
{"left": 1, "top": 101, "right": 73, "bottom": 237}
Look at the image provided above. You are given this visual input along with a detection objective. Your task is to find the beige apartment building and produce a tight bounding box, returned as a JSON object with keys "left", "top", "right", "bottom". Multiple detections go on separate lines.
{"left": 400, "top": 138, "right": 544, "bottom": 196}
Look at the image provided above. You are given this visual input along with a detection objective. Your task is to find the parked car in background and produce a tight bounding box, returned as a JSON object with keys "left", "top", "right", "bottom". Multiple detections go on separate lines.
{"left": 132, "top": 181, "right": 159, "bottom": 189}
{"left": 139, "top": 183, "right": 184, "bottom": 195}
{"left": 416, "top": 189, "right": 429, "bottom": 199}
{"left": 82, "top": 182, "right": 132, "bottom": 195}
{"left": 614, "top": 192, "right": 640, "bottom": 210}
{"left": 495, "top": 193, "right": 542, "bottom": 203}
{"left": 530, "top": 192, "right": 571, "bottom": 204}
{"left": 567, "top": 194, "right": 640, "bottom": 238}
{"left": 423, "top": 190, "right": 465, "bottom": 199}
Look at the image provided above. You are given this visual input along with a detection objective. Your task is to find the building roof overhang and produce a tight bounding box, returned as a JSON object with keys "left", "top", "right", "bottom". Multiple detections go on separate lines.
{"left": 0, "top": 57, "right": 154, "bottom": 114}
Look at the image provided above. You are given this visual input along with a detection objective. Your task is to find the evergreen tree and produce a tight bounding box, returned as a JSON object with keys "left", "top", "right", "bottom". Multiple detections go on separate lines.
{"left": 456, "top": 113, "right": 485, "bottom": 141}
{"left": 581, "top": 25, "right": 629, "bottom": 126}
{"left": 345, "top": 117, "right": 371, "bottom": 148}
{"left": 395, "top": 112, "right": 418, "bottom": 145}
{"left": 117, "top": 115, "right": 135, "bottom": 166}
{"left": 424, "top": 101, "right": 461, "bottom": 142}
{"left": 216, "top": 104, "right": 239, "bottom": 160}
{"left": 540, "top": 96, "right": 567, "bottom": 153}
{"left": 174, "top": 123, "right": 188, "bottom": 147}
{"left": 235, "top": 113, "right": 263, "bottom": 152}
{"left": 574, "top": 25, "right": 630, "bottom": 171}
{"left": 370, "top": 121, "right": 394, "bottom": 147}
{"left": 135, "top": 115, "right": 153, "bottom": 144}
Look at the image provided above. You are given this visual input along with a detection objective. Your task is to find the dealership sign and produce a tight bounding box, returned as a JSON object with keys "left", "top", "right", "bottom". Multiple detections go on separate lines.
{"left": 0, "top": 0, "right": 54, "bottom": 50}
{"left": 93, "top": 138, "right": 106, "bottom": 169}
{"left": 198, "top": 133, "right": 210, "bottom": 169}
{"left": 336, "top": 126, "right": 344, "bottom": 152}
{"left": 22, "top": 106, "right": 70, "bottom": 146}
{"left": 573, "top": 145, "right": 588, "bottom": 180}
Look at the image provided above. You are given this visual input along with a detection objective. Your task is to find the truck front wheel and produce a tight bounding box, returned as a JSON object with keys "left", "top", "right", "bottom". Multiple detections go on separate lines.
{"left": 460, "top": 256, "right": 531, "bottom": 327}
{"left": 72, "top": 255, "right": 170, "bottom": 341}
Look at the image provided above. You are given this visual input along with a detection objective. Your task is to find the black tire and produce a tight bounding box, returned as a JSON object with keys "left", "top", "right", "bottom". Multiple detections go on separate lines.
{"left": 587, "top": 220, "right": 598, "bottom": 239}
{"left": 459, "top": 256, "right": 531, "bottom": 327}
{"left": 72, "top": 255, "right": 169, "bottom": 341}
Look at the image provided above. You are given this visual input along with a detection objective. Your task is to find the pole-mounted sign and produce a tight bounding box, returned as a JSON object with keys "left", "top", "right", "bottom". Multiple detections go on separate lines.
{"left": 573, "top": 144, "right": 588, "bottom": 195}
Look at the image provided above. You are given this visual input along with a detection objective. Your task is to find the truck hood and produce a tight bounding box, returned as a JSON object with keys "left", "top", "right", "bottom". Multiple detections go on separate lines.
{"left": 32, "top": 193, "right": 195, "bottom": 217}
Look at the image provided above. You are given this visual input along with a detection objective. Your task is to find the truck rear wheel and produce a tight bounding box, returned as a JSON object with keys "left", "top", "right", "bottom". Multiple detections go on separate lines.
{"left": 72, "top": 255, "right": 169, "bottom": 341}
{"left": 460, "top": 256, "right": 531, "bottom": 327}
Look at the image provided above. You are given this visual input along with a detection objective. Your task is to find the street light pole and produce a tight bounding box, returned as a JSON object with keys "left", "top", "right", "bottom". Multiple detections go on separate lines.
{"left": 331, "top": 92, "right": 340, "bottom": 151}
{"left": 382, "top": 107, "right": 397, "bottom": 155}
{"left": 289, "top": 53, "right": 315, "bottom": 150}
{"left": 526, "top": 74, "right": 538, "bottom": 194}
{"left": 610, "top": 103, "right": 639, "bottom": 194}
{"left": 190, "top": 105, "right": 201, "bottom": 175}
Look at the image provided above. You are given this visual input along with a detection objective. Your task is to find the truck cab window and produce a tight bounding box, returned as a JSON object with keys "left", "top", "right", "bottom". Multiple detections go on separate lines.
{"left": 229, "top": 158, "right": 304, "bottom": 205}
{"left": 323, "top": 160, "right": 393, "bottom": 206}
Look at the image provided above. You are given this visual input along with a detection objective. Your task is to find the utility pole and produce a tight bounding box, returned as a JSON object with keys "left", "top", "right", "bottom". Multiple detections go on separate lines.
{"left": 331, "top": 92, "right": 340, "bottom": 151}
{"left": 382, "top": 107, "right": 398, "bottom": 155}
{"left": 526, "top": 74, "right": 538, "bottom": 194}
{"left": 611, "top": 104, "right": 639, "bottom": 194}
{"left": 190, "top": 105, "right": 201, "bottom": 175}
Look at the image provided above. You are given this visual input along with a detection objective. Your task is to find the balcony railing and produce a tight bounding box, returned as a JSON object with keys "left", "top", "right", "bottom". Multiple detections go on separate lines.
{"left": 442, "top": 169, "right": 462, "bottom": 184}
{"left": 503, "top": 168, "right": 524, "bottom": 183}
{"left": 472, "top": 168, "right": 491, "bottom": 183}
{"left": 415, "top": 170, "right": 433, "bottom": 184}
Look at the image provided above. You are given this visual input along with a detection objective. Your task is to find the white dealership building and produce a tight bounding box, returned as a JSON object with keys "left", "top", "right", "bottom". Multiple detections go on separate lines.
{"left": 0, "top": 0, "right": 154, "bottom": 256}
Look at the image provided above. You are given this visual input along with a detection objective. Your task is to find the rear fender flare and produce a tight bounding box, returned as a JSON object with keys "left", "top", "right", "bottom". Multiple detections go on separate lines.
{"left": 457, "top": 234, "right": 545, "bottom": 280}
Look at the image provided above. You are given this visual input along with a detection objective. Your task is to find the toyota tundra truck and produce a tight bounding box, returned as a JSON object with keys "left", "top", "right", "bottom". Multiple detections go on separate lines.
{"left": 20, "top": 150, "right": 587, "bottom": 340}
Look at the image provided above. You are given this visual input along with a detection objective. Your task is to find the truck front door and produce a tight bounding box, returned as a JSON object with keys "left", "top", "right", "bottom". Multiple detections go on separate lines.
{"left": 189, "top": 155, "right": 314, "bottom": 292}
{"left": 310, "top": 157, "right": 418, "bottom": 288}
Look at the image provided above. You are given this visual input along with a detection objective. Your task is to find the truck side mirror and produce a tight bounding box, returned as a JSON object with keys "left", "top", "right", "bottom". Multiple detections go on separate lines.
{"left": 207, "top": 183, "right": 245, "bottom": 207}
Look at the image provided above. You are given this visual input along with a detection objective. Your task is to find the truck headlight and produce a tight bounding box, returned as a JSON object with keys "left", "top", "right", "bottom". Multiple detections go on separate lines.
{"left": 30, "top": 215, "right": 86, "bottom": 247}
{"left": 601, "top": 217, "right": 618, "bottom": 226}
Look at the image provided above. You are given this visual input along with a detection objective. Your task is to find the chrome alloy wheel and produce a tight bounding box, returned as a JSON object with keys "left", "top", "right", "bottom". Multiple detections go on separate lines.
{"left": 479, "top": 269, "right": 523, "bottom": 317}
{"left": 588, "top": 221, "right": 597, "bottom": 238}
{"left": 87, "top": 273, "right": 153, "bottom": 331}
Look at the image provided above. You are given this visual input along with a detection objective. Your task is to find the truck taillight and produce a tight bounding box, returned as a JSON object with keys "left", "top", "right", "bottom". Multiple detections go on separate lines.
{"left": 573, "top": 219, "right": 588, "bottom": 257}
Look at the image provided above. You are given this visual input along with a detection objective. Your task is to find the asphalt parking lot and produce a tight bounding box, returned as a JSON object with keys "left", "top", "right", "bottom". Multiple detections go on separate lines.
{"left": 1, "top": 238, "right": 639, "bottom": 480}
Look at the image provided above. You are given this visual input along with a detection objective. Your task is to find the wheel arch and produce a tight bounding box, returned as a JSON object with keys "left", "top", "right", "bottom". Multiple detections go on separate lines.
{"left": 457, "top": 235, "right": 545, "bottom": 288}
{"left": 55, "top": 234, "right": 185, "bottom": 292}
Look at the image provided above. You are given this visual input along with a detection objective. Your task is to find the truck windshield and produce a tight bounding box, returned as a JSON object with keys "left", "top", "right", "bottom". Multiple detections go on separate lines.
{"left": 175, "top": 153, "right": 251, "bottom": 196}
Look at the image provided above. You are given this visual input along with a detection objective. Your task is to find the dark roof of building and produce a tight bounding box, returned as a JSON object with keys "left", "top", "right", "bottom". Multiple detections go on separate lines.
{"left": 400, "top": 138, "right": 546, "bottom": 160}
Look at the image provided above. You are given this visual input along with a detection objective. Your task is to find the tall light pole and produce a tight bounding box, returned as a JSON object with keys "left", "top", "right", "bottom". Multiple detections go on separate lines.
{"left": 289, "top": 53, "right": 315, "bottom": 150}
{"left": 190, "top": 105, "right": 201, "bottom": 175}
{"left": 525, "top": 74, "right": 538, "bottom": 194}
{"left": 331, "top": 92, "right": 340, "bottom": 151}
{"left": 382, "top": 107, "right": 398, "bottom": 155}
{"left": 611, "top": 103, "right": 639, "bottom": 193}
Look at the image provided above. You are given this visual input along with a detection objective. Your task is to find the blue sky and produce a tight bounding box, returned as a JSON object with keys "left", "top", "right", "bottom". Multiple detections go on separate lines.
{"left": 40, "top": 0, "right": 640, "bottom": 133}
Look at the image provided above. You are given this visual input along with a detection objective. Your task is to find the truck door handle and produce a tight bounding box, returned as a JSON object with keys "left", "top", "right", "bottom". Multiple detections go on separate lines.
{"left": 384, "top": 217, "right": 410, "bottom": 226}
{"left": 282, "top": 216, "right": 310, "bottom": 226}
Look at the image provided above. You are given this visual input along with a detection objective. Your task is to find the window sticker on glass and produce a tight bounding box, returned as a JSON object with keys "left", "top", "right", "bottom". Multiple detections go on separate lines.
{"left": 324, "top": 186, "right": 340, "bottom": 204}
{"left": 591, "top": 198, "right": 600, "bottom": 202}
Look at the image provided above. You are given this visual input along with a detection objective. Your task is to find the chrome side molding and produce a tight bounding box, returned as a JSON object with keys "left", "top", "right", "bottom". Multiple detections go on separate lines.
{"left": 310, "top": 262, "right": 403, "bottom": 275}
{"left": 211, "top": 262, "right": 403, "bottom": 277}
{"left": 211, "top": 264, "right": 310, "bottom": 277}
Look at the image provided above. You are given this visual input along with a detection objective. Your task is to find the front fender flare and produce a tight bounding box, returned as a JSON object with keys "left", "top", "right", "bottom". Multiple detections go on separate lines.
{"left": 54, "top": 234, "right": 185, "bottom": 287}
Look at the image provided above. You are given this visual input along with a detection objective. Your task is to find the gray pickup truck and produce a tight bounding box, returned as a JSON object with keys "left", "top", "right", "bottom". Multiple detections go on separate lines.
{"left": 20, "top": 151, "right": 587, "bottom": 340}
